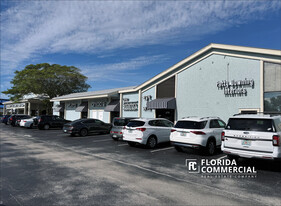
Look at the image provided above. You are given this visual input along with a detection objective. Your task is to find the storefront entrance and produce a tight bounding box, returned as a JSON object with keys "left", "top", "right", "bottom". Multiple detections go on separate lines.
{"left": 156, "top": 109, "right": 174, "bottom": 122}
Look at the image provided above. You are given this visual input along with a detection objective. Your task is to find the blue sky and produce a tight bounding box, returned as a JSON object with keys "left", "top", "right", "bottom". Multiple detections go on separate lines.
{"left": 1, "top": 0, "right": 280, "bottom": 99}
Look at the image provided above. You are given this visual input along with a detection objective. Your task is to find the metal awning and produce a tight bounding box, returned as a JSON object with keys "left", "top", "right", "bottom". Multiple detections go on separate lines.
{"left": 53, "top": 104, "right": 64, "bottom": 112}
{"left": 75, "top": 102, "right": 88, "bottom": 112}
{"left": 54, "top": 106, "right": 64, "bottom": 112}
{"left": 147, "top": 98, "right": 176, "bottom": 109}
{"left": 104, "top": 100, "right": 120, "bottom": 112}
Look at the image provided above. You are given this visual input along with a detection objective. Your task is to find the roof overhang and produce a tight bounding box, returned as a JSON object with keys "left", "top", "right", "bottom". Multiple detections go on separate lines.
{"left": 119, "top": 43, "right": 281, "bottom": 93}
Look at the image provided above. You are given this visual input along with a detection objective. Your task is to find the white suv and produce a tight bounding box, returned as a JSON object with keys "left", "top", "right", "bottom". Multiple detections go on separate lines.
{"left": 170, "top": 117, "right": 226, "bottom": 155}
{"left": 123, "top": 118, "right": 174, "bottom": 148}
{"left": 221, "top": 114, "right": 281, "bottom": 160}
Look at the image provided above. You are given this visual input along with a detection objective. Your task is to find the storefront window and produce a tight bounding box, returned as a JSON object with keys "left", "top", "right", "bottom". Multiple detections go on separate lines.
{"left": 264, "top": 62, "right": 281, "bottom": 113}
{"left": 264, "top": 92, "right": 281, "bottom": 113}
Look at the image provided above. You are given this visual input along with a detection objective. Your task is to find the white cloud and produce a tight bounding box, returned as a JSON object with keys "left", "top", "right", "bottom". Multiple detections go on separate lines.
{"left": 78, "top": 55, "right": 167, "bottom": 85}
{"left": 0, "top": 1, "right": 280, "bottom": 71}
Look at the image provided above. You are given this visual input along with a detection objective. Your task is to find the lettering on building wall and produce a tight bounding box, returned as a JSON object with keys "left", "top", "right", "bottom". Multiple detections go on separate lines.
{"left": 6, "top": 103, "right": 25, "bottom": 109}
{"left": 123, "top": 98, "right": 138, "bottom": 111}
{"left": 143, "top": 95, "right": 152, "bottom": 111}
{"left": 217, "top": 78, "right": 254, "bottom": 96}
{"left": 91, "top": 101, "right": 107, "bottom": 108}
{"left": 67, "top": 103, "right": 77, "bottom": 108}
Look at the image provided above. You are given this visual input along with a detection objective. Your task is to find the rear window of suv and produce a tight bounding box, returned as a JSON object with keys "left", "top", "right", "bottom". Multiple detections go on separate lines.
{"left": 226, "top": 118, "right": 275, "bottom": 132}
{"left": 113, "top": 118, "right": 131, "bottom": 126}
{"left": 127, "top": 120, "right": 145, "bottom": 127}
{"left": 175, "top": 120, "right": 207, "bottom": 129}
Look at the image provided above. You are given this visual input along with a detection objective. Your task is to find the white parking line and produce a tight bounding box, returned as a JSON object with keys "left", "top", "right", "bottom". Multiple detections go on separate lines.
{"left": 24, "top": 135, "right": 31, "bottom": 137}
{"left": 92, "top": 139, "right": 112, "bottom": 143}
{"left": 117, "top": 143, "right": 128, "bottom": 147}
{"left": 216, "top": 155, "right": 227, "bottom": 160}
{"left": 151, "top": 147, "right": 174, "bottom": 153}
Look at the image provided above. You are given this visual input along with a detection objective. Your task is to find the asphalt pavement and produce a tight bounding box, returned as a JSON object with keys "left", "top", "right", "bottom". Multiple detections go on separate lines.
{"left": 0, "top": 123, "right": 280, "bottom": 206}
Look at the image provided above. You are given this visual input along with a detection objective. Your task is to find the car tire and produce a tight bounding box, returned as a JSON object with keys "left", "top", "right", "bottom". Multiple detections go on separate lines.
{"left": 80, "top": 128, "right": 88, "bottom": 137}
{"left": 174, "top": 145, "right": 183, "bottom": 152}
{"left": 127, "top": 142, "right": 136, "bottom": 147}
{"left": 206, "top": 139, "right": 216, "bottom": 155}
{"left": 43, "top": 124, "right": 50, "bottom": 130}
{"left": 146, "top": 136, "right": 157, "bottom": 149}
{"left": 29, "top": 123, "right": 33, "bottom": 129}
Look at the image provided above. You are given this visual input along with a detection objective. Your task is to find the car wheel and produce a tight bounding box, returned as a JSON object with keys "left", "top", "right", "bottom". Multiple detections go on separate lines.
{"left": 127, "top": 142, "right": 136, "bottom": 147}
{"left": 174, "top": 145, "right": 183, "bottom": 152}
{"left": 206, "top": 139, "right": 216, "bottom": 155}
{"left": 146, "top": 136, "right": 157, "bottom": 149}
{"left": 29, "top": 123, "right": 33, "bottom": 129}
{"left": 43, "top": 124, "right": 50, "bottom": 130}
{"left": 80, "top": 128, "right": 88, "bottom": 137}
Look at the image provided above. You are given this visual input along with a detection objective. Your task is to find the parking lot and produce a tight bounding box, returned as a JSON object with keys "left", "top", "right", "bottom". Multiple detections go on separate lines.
{"left": 1, "top": 123, "right": 281, "bottom": 206}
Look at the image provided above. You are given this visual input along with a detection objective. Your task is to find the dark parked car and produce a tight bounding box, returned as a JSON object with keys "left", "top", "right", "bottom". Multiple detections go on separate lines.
{"left": 2, "top": 115, "right": 11, "bottom": 125}
{"left": 8, "top": 114, "right": 31, "bottom": 126}
{"left": 37, "top": 115, "right": 71, "bottom": 130}
{"left": 63, "top": 118, "right": 112, "bottom": 136}
{"left": 110, "top": 117, "right": 137, "bottom": 141}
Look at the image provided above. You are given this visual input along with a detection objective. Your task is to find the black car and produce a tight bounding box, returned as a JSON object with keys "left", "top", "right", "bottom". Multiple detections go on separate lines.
{"left": 8, "top": 114, "right": 31, "bottom": 126}
{"left": 63, "top": 118, "right": 112, "bottom": 136}
{"left": 2, "top": 115, "right": 11, "bottom": 125}
{"left": 37, "top": 115, "right": 71, "bottom": 130}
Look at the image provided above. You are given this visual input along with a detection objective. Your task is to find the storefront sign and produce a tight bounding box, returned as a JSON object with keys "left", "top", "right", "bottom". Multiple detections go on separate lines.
{"left": 6, "top": 103, "right": 25, "bottom": 109}
{"left": 67, "top": 103, "right": 77, "bottom": 108}
{"left": 124, "top": 101, "right": 138, "bottom": 111}
{"left": 91, "top": 101, "right": 107, "bottom": 108}
{"left": 143, "top": 95, "right": 152, "bottom": 111}
{"left": 217, "top": 78, "right": 254, "bottom": 96}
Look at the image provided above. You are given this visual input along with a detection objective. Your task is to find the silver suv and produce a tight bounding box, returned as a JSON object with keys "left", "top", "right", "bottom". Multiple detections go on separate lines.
{"left": 221, "top": 114, "right": 281, "bottom": 160}
{"left": 170, "top": 116, "right": 226, "bottom": 155}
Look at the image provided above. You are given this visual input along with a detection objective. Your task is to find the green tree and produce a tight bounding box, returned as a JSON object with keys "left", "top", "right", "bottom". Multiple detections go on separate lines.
{"left": 2, "top": 63, "right": 90, "bottom": 113}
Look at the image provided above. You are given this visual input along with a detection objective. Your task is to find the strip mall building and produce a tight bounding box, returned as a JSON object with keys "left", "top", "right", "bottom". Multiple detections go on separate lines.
{"left": 51, "top": 44, "right": 281, "bottom": 123}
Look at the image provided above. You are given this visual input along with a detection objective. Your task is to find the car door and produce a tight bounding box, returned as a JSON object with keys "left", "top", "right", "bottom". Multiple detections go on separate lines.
{"left": 94, "top": 119, "right": 106, "bottom": 133}
{"left": 210, "top": 119, "right": 225, "bottom": 145}
{"left": 83, "top": 119, "right": 96, "bottom": 133}
{"left": 159, "top": 120, "right": 174, "bottom": 142}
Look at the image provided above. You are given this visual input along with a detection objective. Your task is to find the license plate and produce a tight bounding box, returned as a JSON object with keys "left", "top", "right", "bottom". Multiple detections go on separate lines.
{"left": 180, "top": 132, "right": 186, "bottom": 136}
{"left": 113, "top": 135, "right": 117, "bottom": 138}
{"left": 242, "top": 140, "right": 251, "bottom": 146}
{"left": 64, "top": 130, "right": 67, "bottom": 133}
{"left": 128, "top": 130, "right": 132, "bottom": 133}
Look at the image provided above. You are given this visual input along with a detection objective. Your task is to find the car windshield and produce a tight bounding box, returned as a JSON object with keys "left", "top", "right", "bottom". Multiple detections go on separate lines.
{"left": 113, "top": 118, "right": 131, "bottom": 126}
{"left": 175, "top": 120, "right": 207, "bottom": 129}
{"left": 226, "top": 118, "right": 275, "bottom": 132}
{"left": 127, "top": 120, "right": 145, "bottom": 127}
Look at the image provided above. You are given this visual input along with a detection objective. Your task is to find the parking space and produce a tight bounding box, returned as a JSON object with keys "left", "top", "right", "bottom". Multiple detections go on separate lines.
{"left": 1, "top": 123, "right": 281, "bottom": 205}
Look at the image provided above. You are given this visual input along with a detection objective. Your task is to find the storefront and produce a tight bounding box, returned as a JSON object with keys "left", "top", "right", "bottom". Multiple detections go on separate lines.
{"left": 51, "top": 86, "right": 135, "bottom": 122}
{"left": 120, "top": 44, "right": 281, "bottom": 122}
{"left": 3, "top": 94, "right": 48, "bottom": 116}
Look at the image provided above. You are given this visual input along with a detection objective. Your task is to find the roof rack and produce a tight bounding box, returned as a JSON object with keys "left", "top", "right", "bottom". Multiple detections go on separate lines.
{"left": 233, "top": 112, "right": 281, "bottom": 117}
{"left": 182, "top": 116, "right": 198, "bottom": 119}
{"left": 200, "top": 116, "right": 220, "bottom": 120}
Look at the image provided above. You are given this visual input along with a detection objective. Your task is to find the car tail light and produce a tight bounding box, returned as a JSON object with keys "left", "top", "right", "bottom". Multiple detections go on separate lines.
{"left": 24, "top": 121, "right": 27, "bottom": 122}
{"left": 190, "top": 131, "right": 206, "bottom": 135}
{"left": 136, "top": 128, "right": 146, "bottom": 132}
{"left": 171, "top": 129, "right": 176, "bottom": 132}
{"left": 221, "top": 132, "right": 225, "bottom": 141}
{"left": 273, "top": 135, "right": 280, "bottom": 146}
{"left": 120, "top": 132, "right": 123, "bottom": 135}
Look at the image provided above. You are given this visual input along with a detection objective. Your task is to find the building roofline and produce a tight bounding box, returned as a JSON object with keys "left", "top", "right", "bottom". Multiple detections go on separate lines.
{"left": 119, "top": 43, "right": 281, "bottom": 93}
{"left": 50, "top": 86, "right": 136, "bottom": 102}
